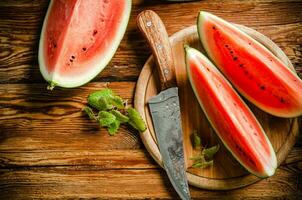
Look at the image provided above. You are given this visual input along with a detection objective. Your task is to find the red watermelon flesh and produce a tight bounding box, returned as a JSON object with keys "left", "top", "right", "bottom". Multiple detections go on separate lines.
{"left": 185, "top": 46, "right": 277, "bottom": 178}
{"left": 39, "top": 0, "right": 131, "bottom": 88}
{"left": 198, "top": 11, "right": 302, "bottom": 118}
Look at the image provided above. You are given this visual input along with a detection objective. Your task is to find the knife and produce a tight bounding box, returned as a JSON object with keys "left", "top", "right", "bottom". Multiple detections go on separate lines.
{"left": 137, "top": 10, "right": 191, "bottom": 200}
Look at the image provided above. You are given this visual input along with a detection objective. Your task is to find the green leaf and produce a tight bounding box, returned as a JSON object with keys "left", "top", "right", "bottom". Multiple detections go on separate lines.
{"left": 98, "top": 97, "right": 113, "bottom": 110}
{"left": 128, "top": 120, "right": 139, "bottom": 130}
{"left": 98, "top": 111, "right": 116, "bottom": 127}
{"left": 192, "top": 130, "right": 201, "bottom": 149}
{"left": 202, "top": 160, "right": 213, "bottom": 168}
{"left": 191, "top": 156, "right": 213, "bottom": 168}
{"left": 86, "top": 89, "right": 146, "bottom": 136}
{"left": 192, "top": 160, "right": 213, "bottom": 168}
{"left": 83, "top": 106, "right": 97, "bottom": 120}
{"left": 110, "top": 110, "right": 129, "bottom": 123}
{"left": 88, "top": 89, "right": 114, "bottom": 110}
{"left": 192, "top": 162, "right": 203, "bottom": 168}
{"left": 190, "top": 155, "right": 205, "bottom": 161}
{"left": 203, "top": 144, "right": 220, "bottom": 160}
{"left": 108, "top": 120, "right": 120, "bottom": 136}
{"left": 88, "top": 89, "right": 126, "bottom": 111}
{"left": 109, "top": 96, "right": 124, "bottom": 109}
{"left": 127, "top": 108, "right": 146, "bottom": 132}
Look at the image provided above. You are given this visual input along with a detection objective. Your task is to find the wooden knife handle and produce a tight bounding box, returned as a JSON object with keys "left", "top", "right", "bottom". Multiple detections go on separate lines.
{"left": 137, "top": 10, "right": 176, "bottom": 90}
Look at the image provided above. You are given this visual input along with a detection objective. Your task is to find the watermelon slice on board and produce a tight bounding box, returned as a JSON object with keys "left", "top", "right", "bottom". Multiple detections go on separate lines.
{"left": 185, "top": 46, "right": 277, "bottom": 178}
{"left": 197, "top": 11, "right": 302, "bottom": 118}
{"left": 38, "top": 0, "right": 131, "bottom": 89}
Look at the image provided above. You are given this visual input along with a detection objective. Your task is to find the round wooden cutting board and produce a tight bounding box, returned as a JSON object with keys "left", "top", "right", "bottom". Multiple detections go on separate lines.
{"left": 134, "top": 25, "right": 300, "bottom": 190}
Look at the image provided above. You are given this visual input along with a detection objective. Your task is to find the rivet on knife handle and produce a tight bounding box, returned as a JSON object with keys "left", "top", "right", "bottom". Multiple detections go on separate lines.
{"left": 137, "top": 10, "right": 176, "bottom": 90}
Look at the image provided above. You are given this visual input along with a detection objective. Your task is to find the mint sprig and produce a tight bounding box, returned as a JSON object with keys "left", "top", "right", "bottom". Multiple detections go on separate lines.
{"left": 98, "top": 111, "right": 116, "bottom": 127}
{"left": 83, "top": 106, "right": 97, "bottom": 120}
{"left": 190, "top": 130, "right": 220, "bottom": 168}
{"left": 84, "top": 89, "right": 146, "bottom": 135}
{"left": 127, "top": 108, "right": 146, "bottom": 132}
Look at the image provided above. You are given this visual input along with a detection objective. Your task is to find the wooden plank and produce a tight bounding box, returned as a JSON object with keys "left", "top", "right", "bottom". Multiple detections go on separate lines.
{"left": 0, "top": 145, "right": 300, "bottom": 169}
{"left": 0, "top": 0, "right": 301, "bottom": 83}
{"left": 0, "top": 83, "right": 143, "bottom": 151}
{"left": 0, "top": 165, "right": 301, "bottom": 199}
{"left": 0, "top": 149, "right": 158, "bottom": 169}
{"left": 0, "top": 168, "right": 177, "bottom": 199}
{"left": 0, "top": 81, "right": 299, "bottom": 170}
{"left": 0, "top": 82, "right": 135, "bottom": 117}
{"left": 0, "top": 80, "right": 300, "bottom": 170}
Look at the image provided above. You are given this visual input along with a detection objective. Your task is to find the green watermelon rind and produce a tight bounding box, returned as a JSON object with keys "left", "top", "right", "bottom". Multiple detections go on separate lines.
{"left": 185, "top": 46, "right": 277, "bottom": 178}
{"left": 38, "top": 0, "right": 132, "bottom": 88}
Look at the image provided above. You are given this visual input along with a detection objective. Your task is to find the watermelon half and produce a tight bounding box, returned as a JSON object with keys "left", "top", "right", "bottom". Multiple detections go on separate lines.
{"left": 38, "top": 0, "right": 131, "bottom": 88}
{"left": 197, "top": 11, "right": 302, "bottom": 118}
{"left": 185, "top": 46, "right": 277, "bottom": 178}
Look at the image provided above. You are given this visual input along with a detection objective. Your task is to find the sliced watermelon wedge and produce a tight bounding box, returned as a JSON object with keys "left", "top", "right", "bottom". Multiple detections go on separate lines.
{"left": 197, "top": 11, "right": 302, "bottom": 118}
{"left": 39, "top": 0, "right": 131, "bottom": 88}
{"left": 185, "top": 46, "right": 277, "bottom": 178}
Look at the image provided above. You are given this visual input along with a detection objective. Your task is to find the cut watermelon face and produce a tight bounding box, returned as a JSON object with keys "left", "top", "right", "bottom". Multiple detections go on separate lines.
{"left": 197, "top": 11, "right": 302, "bottom": 118}
{"left": 185, "top": 46, "right": 277, "bottom": 178}
{"left": 39, "top": 0, "right": 131, "bottom": 88}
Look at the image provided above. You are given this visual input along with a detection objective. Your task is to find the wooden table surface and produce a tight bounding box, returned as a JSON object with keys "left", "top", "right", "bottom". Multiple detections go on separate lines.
{"left": 0, "top": 0, "right": 302, "bottom": 199}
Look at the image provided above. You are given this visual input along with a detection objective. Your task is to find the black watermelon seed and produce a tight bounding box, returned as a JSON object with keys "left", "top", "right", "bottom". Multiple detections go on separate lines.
{"left": 71, "top": 55, "right": 75, "bottom": 59}
{"left": 230, "top": 51, "right": 233, "bottom": 54}
{"left": 239, "top": 64, "right": 244, "bottom": 67}
{"left": 236, "top": 144, "right": 243, "bottom": 153}
{"left": 225, "top": 45, "right": 228, "bottom": 48}
{"left": 212, "top": 26, "right": 216, "bottom": 30}
{"left": 280, "top": 97, "right": 285, "bottom": 103}
{"left": 82, "top": 47, "right": 87, "bottom": 51}
{"left": 260, "top": 85, "right": 266, "bottom": 90}
{"left": 93, "top": 30, "right": 98, "bottom": 35}
{"left": 249, "top": 158, "right": 256, "bottom": 166}
{"left": 70, "top": 59, "right": 73, "bottom": 62}
{"left": 233, "top": 57, "right": 238, "bottom": 61}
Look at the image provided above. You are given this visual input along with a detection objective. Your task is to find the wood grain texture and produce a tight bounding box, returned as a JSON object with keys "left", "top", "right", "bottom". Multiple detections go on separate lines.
{"left": 0, "top": 0, "right": 301, "bottom": 199}
{"left": 1, "top": 165, "right": 302, "bottom": 199}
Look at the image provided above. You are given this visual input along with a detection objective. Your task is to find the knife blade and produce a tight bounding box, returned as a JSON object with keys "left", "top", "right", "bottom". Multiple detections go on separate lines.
{"left": 137, "top": 10, "right": 191, "bottom": 200}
